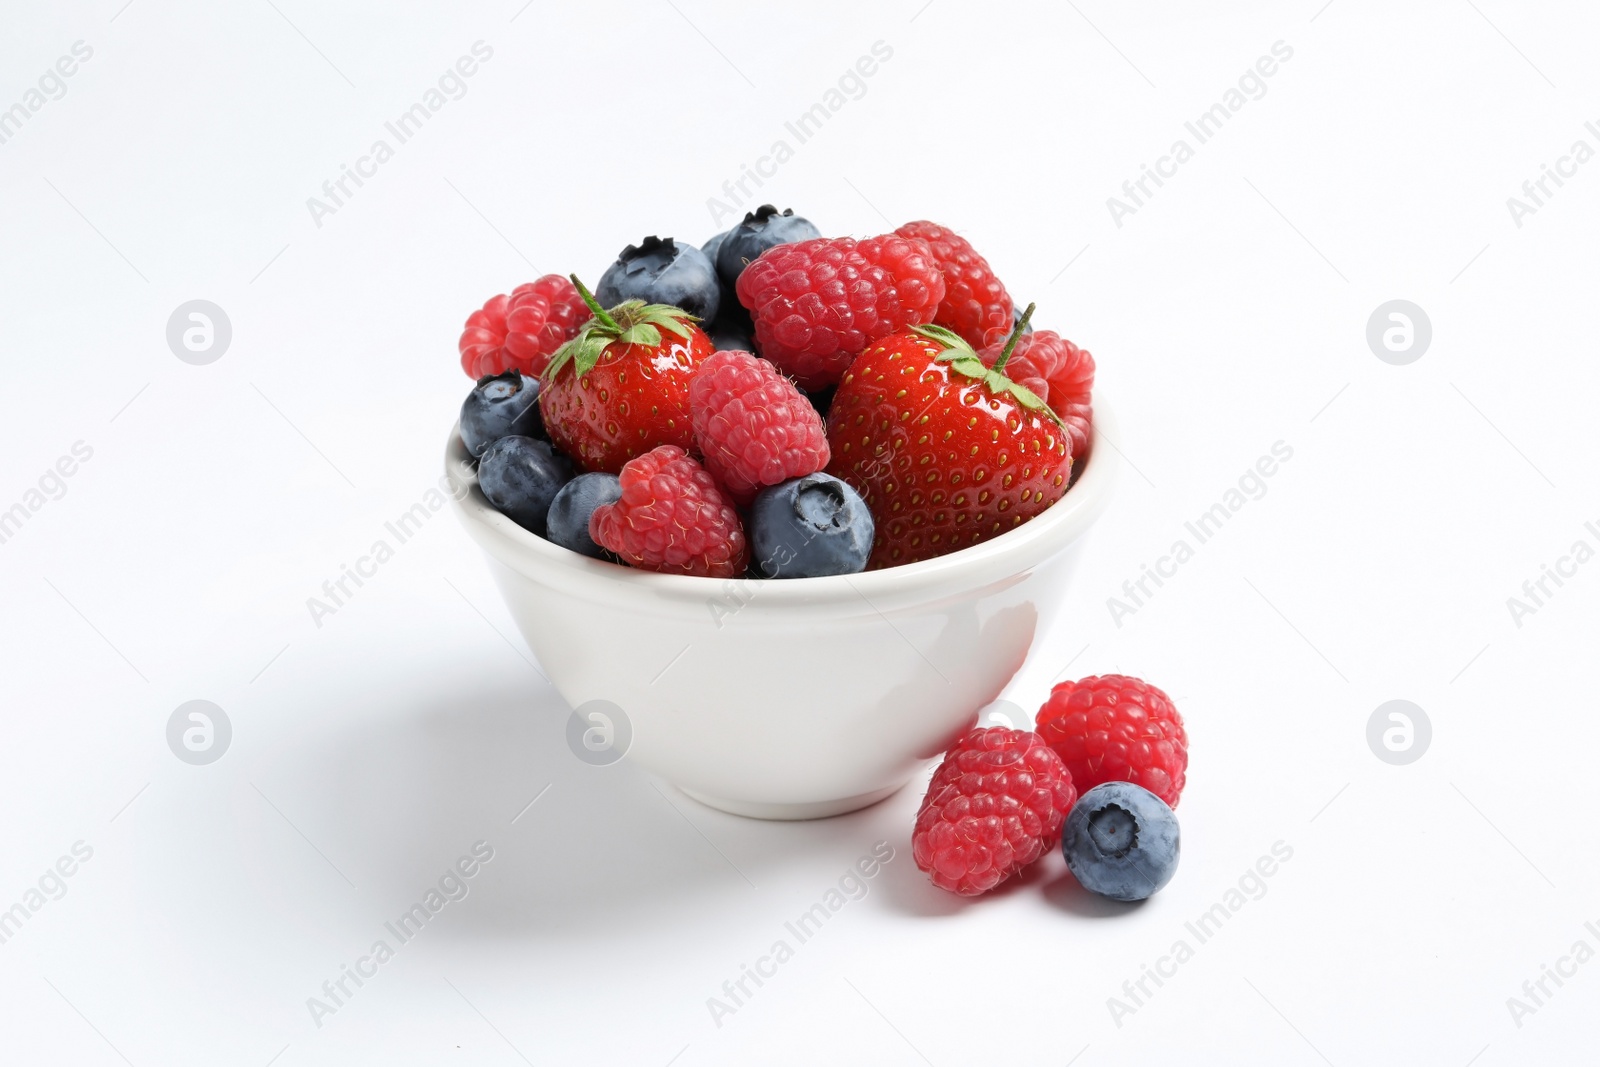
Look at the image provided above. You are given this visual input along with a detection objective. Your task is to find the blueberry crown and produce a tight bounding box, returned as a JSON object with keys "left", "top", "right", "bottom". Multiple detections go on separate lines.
{"left": 742, "top": 204, "right": 793, "bottom": 227}
{"left": 618, "top": 235, "right": 677, "bottom": 262}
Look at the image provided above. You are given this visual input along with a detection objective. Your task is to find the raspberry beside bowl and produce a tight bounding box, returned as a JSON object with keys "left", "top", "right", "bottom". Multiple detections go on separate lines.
{"left": 446, "top": 400, "right": 1118, "bottom": 819}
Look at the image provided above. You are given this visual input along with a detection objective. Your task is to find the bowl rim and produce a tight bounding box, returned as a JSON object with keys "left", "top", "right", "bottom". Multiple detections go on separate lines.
{"left": 447, "top": 396, "right": 1118, "bottom": 604}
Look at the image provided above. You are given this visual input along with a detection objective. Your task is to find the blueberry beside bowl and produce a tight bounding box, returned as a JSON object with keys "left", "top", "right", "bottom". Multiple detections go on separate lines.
{"left": 1062, "top": 782, "right": 1180, "bottom": 901}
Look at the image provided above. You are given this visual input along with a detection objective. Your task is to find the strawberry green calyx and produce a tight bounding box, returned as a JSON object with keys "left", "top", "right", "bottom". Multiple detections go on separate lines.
{"left": 544, "top": 274, "right": 696, "bottom": 381}
{"left": 910, "top": 302, "right": 1060, "bottom": 425}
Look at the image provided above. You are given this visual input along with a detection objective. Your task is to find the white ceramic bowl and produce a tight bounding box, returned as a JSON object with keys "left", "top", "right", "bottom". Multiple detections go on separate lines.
{"left": 447, "top": 402, "right": 1117, "bottom": 819}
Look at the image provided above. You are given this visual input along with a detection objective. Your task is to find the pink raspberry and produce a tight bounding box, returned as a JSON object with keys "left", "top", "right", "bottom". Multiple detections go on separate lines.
{"left": 854, "top": 232, "right": 946, "bottom": 320}
{"left": 1035, "top": 675, "right": 1188, "bottom": 808}
{"left": 981, "top": 329, "right": 1096, "bottom": 464}
{"left": 913, "top": 728, "right": 1078, "bottom": 896}
{"left": 689, "top": 350, "right": 830, "bottom": 506}
{"left": 589, "top": 445, "right": 749, "bottom": 578}
{"left": 734, "top": 235, "right": 945, "bottom": 391}
{"left": 896, "top": 220, "right": 1015, "bottom": 349}
{"left": 459, "top": 275, "right": 589, "bottom": 378}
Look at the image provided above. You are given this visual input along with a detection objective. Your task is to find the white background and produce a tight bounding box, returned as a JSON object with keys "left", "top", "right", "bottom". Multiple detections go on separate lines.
{"left": 2, "top": 0, "right": 1597, "bottom": 1063}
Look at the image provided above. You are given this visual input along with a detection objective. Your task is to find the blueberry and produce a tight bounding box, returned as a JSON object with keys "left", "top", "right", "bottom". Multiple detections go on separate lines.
{"left": 546, "top": 472, "right": 622, "bottom": 558}
{"left": 804, "top": 385, "right": 835, "bottom": 422}
{"left": 750, "top": 473, "right": 872, "bottom": 578}
{"left": 595, "top": 236, "right": 719, "bottom": 322}
{"left": 702, "top": 227, "right": 743, "bottom": 318}
{"left": 477, "top": 436, "right": 573, "bottom": 535}
{"left": 701, "top": 227, "right": 732, "bottom": 265}
{"left": 715, "top": 205, "right": 821, "bottom": 290}
{"left": 706, "top": 303, "right": 755, "bottom": 353}
{"left": 460, "top": 371, "right": 543, "bottom": 458}
{"left": 1062, "top": 782, "right": 1180, "bottom": 902}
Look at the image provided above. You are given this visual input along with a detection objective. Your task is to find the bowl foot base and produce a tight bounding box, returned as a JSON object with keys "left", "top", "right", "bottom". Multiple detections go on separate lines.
{"left": 676, "top": 780, "right": 908, "bottom": 820}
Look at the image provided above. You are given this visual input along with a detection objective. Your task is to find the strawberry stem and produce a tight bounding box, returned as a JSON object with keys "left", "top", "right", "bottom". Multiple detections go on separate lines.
{"left": 991, "top": 302, "right": 1035, "bottom": 374}
{"left": 569, "top": 274, "right": 620, "bottom": 333}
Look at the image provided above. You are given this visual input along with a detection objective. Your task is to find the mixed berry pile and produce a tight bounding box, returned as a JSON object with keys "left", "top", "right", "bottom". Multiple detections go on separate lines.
{"left": 454, "top": 206, "right": 1098, "bottom": 578}
{"left": 916, "top": 674, "right": 1188, "bottom": 900}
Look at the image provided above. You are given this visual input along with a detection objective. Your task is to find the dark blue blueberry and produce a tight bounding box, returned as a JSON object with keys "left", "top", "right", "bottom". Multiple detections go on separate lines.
{"left": 595, "top": 236, "right": 719, "bottom": 322}
{"left": 477, "top": 435, "right": 573, "bottom": 535}
{"left": 1062, "top": 782, "right": 1180, "bottom": 902}
{"left": 702, "top": 226, "right": 742, "bottom": 318}
{"left": 706, "top": 303, "right": 755, "bottom": 353}
{"left": 545, "top": 472, "right": 622, "bottom": 559}
{"left": 750, "top": 473, "right": 872, "bottom": 578}
{"left": 701, "top": 227, "right": 732, "bottom": 265}
{"left": 460, "top": 371, "right": 543, "bottom": 458}
{"left": 804, "top": 385, "right": 835, "bottom": 423}
{"left": 715, "top": 205, "right": 821, "bottom": 290}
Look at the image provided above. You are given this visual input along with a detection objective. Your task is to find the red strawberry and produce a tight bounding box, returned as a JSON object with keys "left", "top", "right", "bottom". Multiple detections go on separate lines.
{"left": 459, "top": 275, "right": 589, "bottom": 378}
{"left": 825, "top": 304, "right": 1072, "bottom": 569}
{"left": 538, "top": 277, "right": 713, "bottom": 474}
